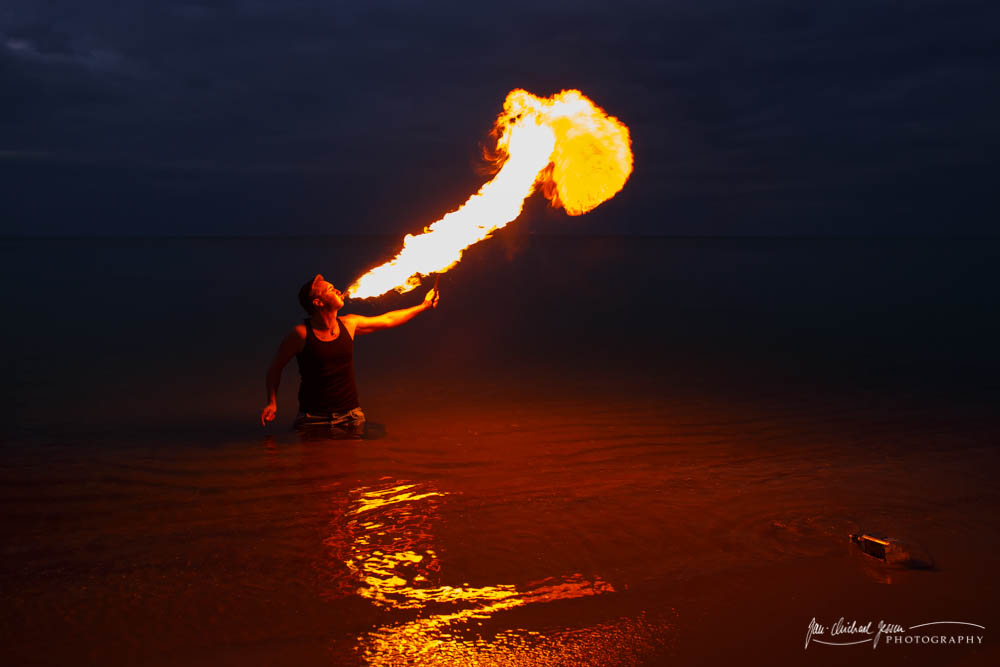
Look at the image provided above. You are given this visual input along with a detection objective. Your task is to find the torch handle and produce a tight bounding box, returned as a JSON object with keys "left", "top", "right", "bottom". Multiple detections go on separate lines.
{"left": 430, "top": 273, "right": 440, "bottom": 308}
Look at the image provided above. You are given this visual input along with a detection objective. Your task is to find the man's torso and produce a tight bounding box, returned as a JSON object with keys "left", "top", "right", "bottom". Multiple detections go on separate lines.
{"left": 295, "top": 317, "right": 360, "bottom": 414}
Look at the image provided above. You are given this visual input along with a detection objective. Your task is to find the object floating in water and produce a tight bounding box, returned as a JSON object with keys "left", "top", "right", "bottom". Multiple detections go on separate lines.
{"left": 851, "top": 533, "right": 891, "bottom": 560}
{"left": 850, "top": 532, "right": 935, "bottom": 569}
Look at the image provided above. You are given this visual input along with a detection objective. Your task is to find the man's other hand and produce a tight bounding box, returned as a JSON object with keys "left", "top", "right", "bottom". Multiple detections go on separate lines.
{"left": 261, "top": 402, "right": 277, "bottom": 426}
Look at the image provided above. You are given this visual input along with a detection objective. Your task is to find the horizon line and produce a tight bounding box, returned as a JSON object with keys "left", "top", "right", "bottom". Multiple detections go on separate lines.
{"left": 3, "top": 233, "right": 999, "bottom": 241}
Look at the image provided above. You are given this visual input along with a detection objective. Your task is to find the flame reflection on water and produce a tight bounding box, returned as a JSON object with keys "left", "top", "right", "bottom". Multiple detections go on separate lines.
{"left": 320, "top": 480, "right": 667, "bottom": 665}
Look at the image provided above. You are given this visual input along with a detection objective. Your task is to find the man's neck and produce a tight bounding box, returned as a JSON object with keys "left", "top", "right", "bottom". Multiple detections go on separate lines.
{"left": 310, "top": 308, "right": 340, "bottom": 332}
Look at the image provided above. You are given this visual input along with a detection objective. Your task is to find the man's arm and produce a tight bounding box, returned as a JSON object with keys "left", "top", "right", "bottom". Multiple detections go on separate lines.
{"left": 344, "top": 287, "right": 439, "bottom": 336}
{"left": 261, "top": 325, "right": 306, "bottom": 426}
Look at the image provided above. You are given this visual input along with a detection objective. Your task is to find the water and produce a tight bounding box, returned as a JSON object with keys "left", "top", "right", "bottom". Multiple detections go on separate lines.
{"left": 1, "top": 236, "right": 998, "bottom": 665}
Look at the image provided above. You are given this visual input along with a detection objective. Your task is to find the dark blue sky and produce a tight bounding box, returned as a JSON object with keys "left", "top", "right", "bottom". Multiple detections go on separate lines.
{"left": 2, "top": 0, "right": 998, "bottom": 237}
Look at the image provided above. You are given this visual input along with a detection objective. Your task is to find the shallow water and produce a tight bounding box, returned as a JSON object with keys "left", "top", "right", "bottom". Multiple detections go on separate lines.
{"left": 2, "top": 236, "right": 998, "bottom": 665}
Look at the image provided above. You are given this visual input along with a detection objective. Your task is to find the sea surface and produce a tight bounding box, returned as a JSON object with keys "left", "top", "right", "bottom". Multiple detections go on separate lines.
{"left": 1, "top": 235, "right": 998, "bottom": 665}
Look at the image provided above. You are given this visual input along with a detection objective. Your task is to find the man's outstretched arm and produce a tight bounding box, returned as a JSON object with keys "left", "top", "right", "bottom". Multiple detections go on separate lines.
{"left": 346, "top": 287, "right": 439, "bottom": 336}
{"left": 261, "top": 326, "right": 305, "bottom": 426}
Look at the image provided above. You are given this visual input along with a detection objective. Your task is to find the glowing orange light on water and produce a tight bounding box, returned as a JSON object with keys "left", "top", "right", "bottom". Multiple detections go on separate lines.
{"left": 324, "top": 481, "right": 624, "bottom": 665}
{"left": 346, "top": 89, "right": 633, "bottom": 299}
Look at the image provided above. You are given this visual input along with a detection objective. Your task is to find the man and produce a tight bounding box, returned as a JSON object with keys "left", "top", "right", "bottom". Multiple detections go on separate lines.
{"left": 261, "top": 273, "right": 439, "bottom": 432}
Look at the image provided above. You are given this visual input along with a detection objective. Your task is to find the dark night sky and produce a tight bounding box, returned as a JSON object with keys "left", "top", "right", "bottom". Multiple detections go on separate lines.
{"left": 1, "top": 0, "right": 998, "bottom": 237}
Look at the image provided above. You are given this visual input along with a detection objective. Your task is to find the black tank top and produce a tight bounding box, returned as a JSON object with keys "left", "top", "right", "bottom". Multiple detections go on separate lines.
{"left": 296, "top": 318, "right": 360, "bottom": 413}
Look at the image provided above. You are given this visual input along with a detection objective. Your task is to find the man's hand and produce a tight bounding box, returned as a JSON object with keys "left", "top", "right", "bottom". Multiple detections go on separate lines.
{"left": 261, "top": 402, "right": 277, "bottom": 426}
{"left": 347, "top": 287, "right": 440, "bottom": 335}
{"left": 423, "top": 286, "right": 440, "bottom": 309}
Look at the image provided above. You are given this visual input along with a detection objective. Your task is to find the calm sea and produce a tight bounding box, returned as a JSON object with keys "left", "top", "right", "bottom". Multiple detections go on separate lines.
{"left": 2, "top": 236, "right": 998, "bottom": 665}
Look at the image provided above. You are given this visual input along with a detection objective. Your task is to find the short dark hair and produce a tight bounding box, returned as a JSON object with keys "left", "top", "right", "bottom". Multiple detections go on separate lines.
{"left": 298, "top": 273, "right": 325, "bottom": 314}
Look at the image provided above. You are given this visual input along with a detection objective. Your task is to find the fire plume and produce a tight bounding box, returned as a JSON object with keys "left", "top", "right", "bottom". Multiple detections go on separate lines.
{"left": 346, "top": 89, "right": 633, "bottom": 299}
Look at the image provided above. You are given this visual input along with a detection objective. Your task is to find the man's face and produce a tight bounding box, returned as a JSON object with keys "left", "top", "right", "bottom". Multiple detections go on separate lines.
{"left": 312, "top": 280, "right": 344, "bottom": 310}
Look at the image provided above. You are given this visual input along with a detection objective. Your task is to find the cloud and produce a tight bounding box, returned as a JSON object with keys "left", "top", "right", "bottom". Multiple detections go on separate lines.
{"left": 4, "top": 36, "right": 130, "bottom": 74}
{"left": 1, "top": 0, "right": 998, "bottom": 235}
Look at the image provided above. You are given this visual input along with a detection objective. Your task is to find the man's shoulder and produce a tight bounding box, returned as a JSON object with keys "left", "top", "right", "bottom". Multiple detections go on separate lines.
{"left": 339, "top": 313, "right": 361, "bottom": 337}
{"left": 273, "top": 323, "right": 307, "bottom": 359}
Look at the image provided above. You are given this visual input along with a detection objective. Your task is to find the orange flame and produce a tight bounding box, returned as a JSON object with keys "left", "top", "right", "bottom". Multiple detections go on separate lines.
{"left": 346, "top": 89, "right": 633, "bottom": 299}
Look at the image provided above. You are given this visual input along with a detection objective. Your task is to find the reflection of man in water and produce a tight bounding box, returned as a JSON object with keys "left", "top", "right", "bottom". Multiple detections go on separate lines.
{"left": 261, "top": 273, "right": 439, "bottom": 431}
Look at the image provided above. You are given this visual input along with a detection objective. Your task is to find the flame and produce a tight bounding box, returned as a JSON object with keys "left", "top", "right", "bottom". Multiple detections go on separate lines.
{"left": 346, "top": 89, "right": 633, "bottom": 299}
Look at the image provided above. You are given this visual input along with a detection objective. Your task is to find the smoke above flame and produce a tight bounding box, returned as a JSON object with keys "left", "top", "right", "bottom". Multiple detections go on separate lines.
{"left": 346, "top": 89, "right": 633, "bottom": 299}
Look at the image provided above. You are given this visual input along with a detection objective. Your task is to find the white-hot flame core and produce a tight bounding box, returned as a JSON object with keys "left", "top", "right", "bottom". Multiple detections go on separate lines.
{"left": 347, "top": 89, "right": 632, "bottom": 299}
